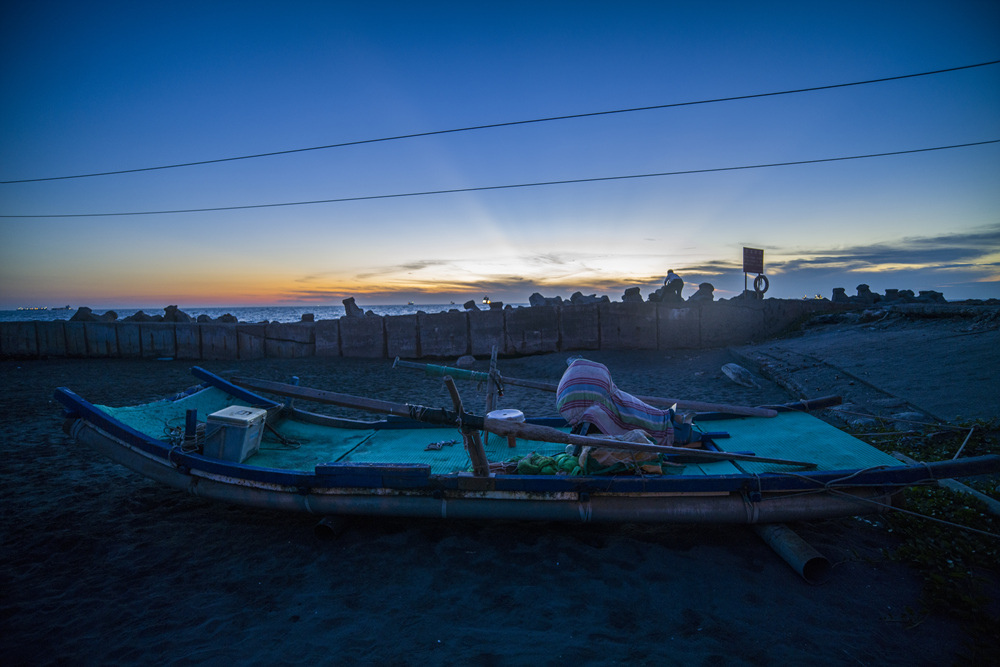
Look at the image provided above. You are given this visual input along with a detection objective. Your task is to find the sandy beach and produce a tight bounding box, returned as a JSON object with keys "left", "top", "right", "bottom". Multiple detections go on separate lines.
{"left": 2, "top": 311, "right": 998, "bottom": 665}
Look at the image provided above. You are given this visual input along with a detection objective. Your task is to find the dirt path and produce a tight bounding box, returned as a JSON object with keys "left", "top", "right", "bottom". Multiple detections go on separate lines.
{"left": 733, "top": 308, "right": 1000, "bottom": 425}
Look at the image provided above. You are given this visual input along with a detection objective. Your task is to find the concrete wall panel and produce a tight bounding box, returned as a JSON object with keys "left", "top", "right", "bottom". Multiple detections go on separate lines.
{"left": 264, "top": 322, "right": 314, "bottom": 357}
{"left": 417, "top": 311, "right": 468, "bottom": 358}
{"left": 200, "top": 324, "right": 239, "bottom": 360}
{"left": 84, "top": 322, "right": 118, "bottom": 357}
{"left": 36, "top": 321, "right": 67, "bottom": 357}
{"left": 657, "top": 306, "right": 700, "bottom": 350}
{"left": 599, "top": 302, "right": 658, "bottom": 350}
{"left": 469, "top": 310, "right": 504, "bottom": 357}
{"left": 265, "top": 339, "right": 314, "bottom": 358}
{"left": 64, "top": 322, "right": 87, "bottom": 357}
{"left": 505, "top": 306, "right": 559, "bottom": 355}
{"left": 558, "top": 305, "right": 600, "bottom": 351}
{"left": 0, "top": 322, "right": 38, "bottom": 357}
{"left": 386, "top": 314, "right": 418, "bottom": 359}
{"left": 340, "top": 317, "right": 385, "bottom": 358}
{"left": 314, "top": 320, "right": 341, "bottom": 357}
{"left": 699, "top": 303, "right": 764, "bottom": 348}
{"left": 139, "top": 323, "right": 177, "bottom": 358}
{"left": 116, "top": 322, "right": 142, "bottom": 358}
{"left": 174, "top": 323, "right": 201, "bottom": 359}
{"left": 238, "top": 323, "right": 268, "bottom": 359}
{"left": 266, "top": 322, "right": 315, "bottom": 344}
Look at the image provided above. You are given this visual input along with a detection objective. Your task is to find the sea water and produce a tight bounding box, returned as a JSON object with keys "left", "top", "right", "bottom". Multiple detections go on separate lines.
{"left": 0, "top": 304, "right": 527, "bottom": 323}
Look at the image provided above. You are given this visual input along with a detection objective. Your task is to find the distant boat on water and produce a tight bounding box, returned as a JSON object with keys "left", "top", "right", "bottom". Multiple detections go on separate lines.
{"left": 17, "top": 305, "right": 71, "bottom": 311}
{"left": 482, "top": 295, "right": 491, "bottom": 305}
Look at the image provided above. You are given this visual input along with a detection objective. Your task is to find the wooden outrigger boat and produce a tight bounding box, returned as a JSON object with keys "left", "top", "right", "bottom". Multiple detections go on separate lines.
{"left": 55, "top": 365, "right": 1000, "bottom": 528}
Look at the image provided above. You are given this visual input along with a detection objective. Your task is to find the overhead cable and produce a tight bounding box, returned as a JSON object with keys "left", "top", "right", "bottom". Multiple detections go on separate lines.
{"left": 2, "top": 139, "right": 996, "bottom": 218}
{"left": 2, "top": 59, "right": 997, "bottom": 185}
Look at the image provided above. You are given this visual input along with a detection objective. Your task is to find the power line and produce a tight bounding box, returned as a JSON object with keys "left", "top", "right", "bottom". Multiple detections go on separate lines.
{"left": 3, "top": 139, "right": 996, "bottom": 219}
{"left": 2, "top": 59, "right": 997, "bottom": 185}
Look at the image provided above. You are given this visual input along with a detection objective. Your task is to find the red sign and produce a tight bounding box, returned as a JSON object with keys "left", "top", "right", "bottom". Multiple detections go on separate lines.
{"left": 743, "top": 247, "right": 764, "bottom": 274}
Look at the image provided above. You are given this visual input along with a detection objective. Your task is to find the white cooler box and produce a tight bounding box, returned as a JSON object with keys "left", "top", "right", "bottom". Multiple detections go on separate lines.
{"left": 203, "top": 406, "right": 268, "bottom": 463}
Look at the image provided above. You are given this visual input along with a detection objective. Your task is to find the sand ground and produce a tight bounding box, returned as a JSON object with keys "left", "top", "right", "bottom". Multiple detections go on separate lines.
{"left": 1, "top": 310, "right": 997, "bottom": 665}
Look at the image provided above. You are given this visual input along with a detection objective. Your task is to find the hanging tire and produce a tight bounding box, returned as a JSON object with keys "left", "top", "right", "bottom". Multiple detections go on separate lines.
{"left": 753, "top": 274, "right": 769, "bottom": 294}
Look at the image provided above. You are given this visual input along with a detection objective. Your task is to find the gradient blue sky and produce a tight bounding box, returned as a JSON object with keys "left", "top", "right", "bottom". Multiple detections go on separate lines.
{"left": 2, "top": 1, "right": 998, "bottom": 308}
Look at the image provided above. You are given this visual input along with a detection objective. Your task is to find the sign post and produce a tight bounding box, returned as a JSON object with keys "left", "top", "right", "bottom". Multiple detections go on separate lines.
{"left": 743, "top": 247, "right": 768, "bottom": 296}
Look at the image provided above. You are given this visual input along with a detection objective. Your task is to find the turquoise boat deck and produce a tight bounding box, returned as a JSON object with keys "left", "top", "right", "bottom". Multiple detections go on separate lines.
{"left": 101, "top": 387, "right": 904, "bottom": 476}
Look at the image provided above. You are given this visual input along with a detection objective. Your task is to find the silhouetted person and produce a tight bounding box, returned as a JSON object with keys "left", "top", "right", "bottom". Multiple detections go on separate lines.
{"left": 663, "top": 270, "right": 683, "bottom": 301}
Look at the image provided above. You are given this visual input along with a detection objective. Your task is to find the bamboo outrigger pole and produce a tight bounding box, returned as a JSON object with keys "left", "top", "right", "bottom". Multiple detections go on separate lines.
{"left": 392, "top": 358, "right": 779, "bottom": 418}
{"left": 230, "top": 376, "right": 816, "bottom": 469}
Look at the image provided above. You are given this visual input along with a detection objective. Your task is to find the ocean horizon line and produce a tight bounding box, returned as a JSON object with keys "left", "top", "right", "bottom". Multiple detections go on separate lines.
{"left": 0, "top": 303, "right": 527, "bottom": 324}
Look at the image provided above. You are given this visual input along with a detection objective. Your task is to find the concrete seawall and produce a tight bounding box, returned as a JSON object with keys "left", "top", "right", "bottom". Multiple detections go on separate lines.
{"left": 0, "top": 300, "right": 849, "bottom": 360}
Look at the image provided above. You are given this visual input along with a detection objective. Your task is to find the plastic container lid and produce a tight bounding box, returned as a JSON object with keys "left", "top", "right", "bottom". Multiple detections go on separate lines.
{"left": 486, "top": 409, "right": 525, "bottom": 422}
{"left": 207, "top": 405, "right": 268, "bottom": 426}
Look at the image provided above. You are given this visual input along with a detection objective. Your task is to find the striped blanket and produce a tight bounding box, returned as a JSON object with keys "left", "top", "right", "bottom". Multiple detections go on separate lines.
{"left": 556, "top": 358, "right": 674, "bottom": 445}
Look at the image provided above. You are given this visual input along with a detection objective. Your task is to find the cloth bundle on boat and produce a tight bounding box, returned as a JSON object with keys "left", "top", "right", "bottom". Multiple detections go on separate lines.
{"left": 577, "top": 430, "right": 669, "bottom": 475}
{"left": 556, "top": 358, "right": 681, "bottom": 446}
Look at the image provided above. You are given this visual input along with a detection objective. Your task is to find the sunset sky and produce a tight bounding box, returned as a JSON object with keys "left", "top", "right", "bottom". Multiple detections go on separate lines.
{"left": 2, "top": 1, "right": 998, "bottom": 309}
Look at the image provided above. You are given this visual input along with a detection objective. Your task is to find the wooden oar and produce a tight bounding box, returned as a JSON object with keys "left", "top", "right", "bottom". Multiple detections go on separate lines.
{"left": 231, "top": 376, "right": 816, "bottom": 469}
{"left": 480, "top": 419, "right": 816, "bottom": 468}
{"left": 392, "top": 358, "right": 778, "bottom": 418}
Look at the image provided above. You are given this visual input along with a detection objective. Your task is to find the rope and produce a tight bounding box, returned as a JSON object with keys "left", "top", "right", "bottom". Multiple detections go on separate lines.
{"left": 491, "top": 370, "right": 505, "bottom": 397}
{"left": 742, "top": 473, "right": 764, "bottom": 523}
{"left": 262, "top": 422, "right": 300, "bottom": 449}
{"left": 162, "top": 420, "right": 201, "bottom": 454}
{"left": 406, "top": 404, "right": 460, "bottom": 427}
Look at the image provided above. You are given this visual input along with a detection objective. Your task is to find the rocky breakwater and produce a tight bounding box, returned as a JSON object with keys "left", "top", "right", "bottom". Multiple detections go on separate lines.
{"left": 3, "top": 293, "right": 857, "bottom": 360}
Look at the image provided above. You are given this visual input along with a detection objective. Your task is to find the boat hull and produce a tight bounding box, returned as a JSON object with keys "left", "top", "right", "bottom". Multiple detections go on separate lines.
{"left": 70, "top": 419, "right": 896, "bottom": 523}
